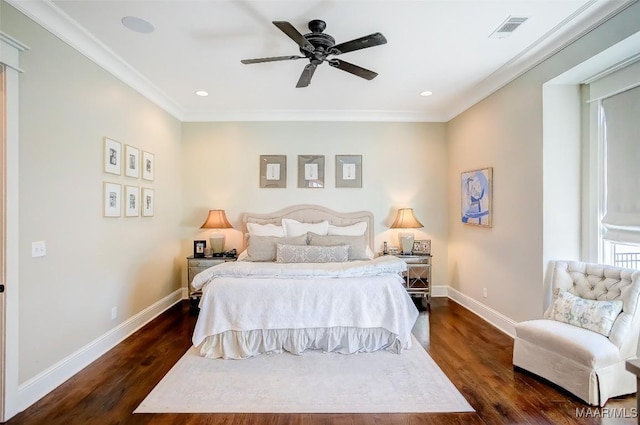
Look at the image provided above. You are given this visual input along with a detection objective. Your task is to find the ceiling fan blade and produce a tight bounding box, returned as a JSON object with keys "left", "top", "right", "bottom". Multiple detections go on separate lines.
{"left": 331, "top": 32, "right": 387, "bottom": 55}
{"left": 241, "top": 55, "right": 305, "bottom": 64}
{"left": 296, "top": 64, "right": 317, "bottom": 88}
{"left": 273, "top": 21, "right": 315, "bottom": 52}
{"left": 328, "top": 59, "right": 378, "bottom": 80}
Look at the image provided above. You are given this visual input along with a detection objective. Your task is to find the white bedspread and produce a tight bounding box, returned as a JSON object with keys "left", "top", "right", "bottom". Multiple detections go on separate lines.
{"left": 191, "top": 256, "right": 418, "bottom": 349}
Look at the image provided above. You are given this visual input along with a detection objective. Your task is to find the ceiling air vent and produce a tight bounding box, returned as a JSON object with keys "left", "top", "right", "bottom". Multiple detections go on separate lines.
{"left": 489, "top": 16, "right": 528, "bottom": 39}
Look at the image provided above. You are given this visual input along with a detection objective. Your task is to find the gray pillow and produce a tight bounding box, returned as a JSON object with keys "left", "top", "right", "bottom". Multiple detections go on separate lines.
{"left": 307, "top": 233, "right": 368, "bottom": 260}
{"left": 276, "top": 244, "right": 349, "bottom": 263}
{"left": 246, "top": 235, "right": 308, "bottom": 262}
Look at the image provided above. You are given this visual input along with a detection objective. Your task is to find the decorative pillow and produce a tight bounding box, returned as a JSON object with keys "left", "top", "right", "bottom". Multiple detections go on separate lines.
{"left": 328, "top": 221, "right": 367, "bottom": 236}
{"left": 307, "top": 233, "right": 369, "bottom": 261}
{"left": 548, "top": 290, "right": 624, "bottom": 337}
{"left": 281, "top": 218, "right": 329, "bottom": 237}
{"left": 245, "top": 235, "right": 307, "bottom": 262}
{"left": 246, "top": 222, "right": 285, "bottom": 237}
{"left": 276, "top": 244, "right": 349, "bottom": 263}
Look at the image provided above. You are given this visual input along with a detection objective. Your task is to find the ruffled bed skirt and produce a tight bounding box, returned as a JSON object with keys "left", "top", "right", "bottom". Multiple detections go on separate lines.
{"left": 198, "top": 327, "right": 403, "bottom": 359}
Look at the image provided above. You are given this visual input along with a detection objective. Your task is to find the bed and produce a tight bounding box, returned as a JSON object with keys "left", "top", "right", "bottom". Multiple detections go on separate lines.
{"left": 191, "top": 204, "right": 419, "bottom": 359}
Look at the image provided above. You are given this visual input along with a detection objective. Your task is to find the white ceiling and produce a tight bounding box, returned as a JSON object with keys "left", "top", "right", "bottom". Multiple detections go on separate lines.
{"left": 8, "top": 0, "right": 633, "bottom": 122}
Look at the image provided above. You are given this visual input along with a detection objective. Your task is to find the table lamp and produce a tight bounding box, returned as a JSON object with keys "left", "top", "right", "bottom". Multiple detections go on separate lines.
{"left": 200, "top": 209, "right": 233, "bottom": 256}
{"left": 390, "top": 208, "right": 423, "bottom": 255}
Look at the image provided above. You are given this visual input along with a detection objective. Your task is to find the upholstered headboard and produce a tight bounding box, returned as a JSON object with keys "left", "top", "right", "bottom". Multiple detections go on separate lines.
{"left": 242, "top": 204, "right": 375, "bottom": 251}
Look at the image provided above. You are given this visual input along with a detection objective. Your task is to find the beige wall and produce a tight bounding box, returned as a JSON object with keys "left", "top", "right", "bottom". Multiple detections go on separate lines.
{"left": 181, "top": 121, "right": 448, "bottom": 286}
{"left": 2, "top": 4, "right": 183, "bottom": 383}
{"left": 447, "top": 2, "right": 640, "bottom": 322}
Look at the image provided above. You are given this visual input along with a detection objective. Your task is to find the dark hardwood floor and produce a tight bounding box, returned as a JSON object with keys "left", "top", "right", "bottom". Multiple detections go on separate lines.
{"left": 6, "top": 298, "right": 636, "bottom": 425}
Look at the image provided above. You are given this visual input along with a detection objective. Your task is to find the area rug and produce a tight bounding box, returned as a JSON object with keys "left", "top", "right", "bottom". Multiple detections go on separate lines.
{"left": 134, "top": 336, "right": 474, "bottom": 414}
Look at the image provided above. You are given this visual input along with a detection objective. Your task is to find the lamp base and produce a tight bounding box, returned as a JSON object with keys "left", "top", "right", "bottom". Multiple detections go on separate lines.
{"left": 209, "top": 233, "right": 225, "bottom": 255}
{"left": 399, "top": 232, "right": 414, "bottom": 255}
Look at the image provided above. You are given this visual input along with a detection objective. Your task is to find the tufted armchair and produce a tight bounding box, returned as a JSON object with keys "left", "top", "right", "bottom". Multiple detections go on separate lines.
{"left": 513, "top": 260, "right": 640, "bottom": 406}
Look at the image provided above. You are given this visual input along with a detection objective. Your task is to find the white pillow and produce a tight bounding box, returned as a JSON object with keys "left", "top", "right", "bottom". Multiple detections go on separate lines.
{"left": 328, "top": 221, "right": 367, "bottom": 236}
{"left": 547, "top": 290, "right": 623, "bottom": 337}
{"left": 282, "top": 218, "right": 329, "bottom": 237}
{"left": 246, "top": 222, "right": 285, "bottom": 237}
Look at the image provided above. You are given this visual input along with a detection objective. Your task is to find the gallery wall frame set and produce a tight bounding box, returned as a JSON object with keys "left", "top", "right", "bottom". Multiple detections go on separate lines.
{"left": 103, "top": 184, "right": 154, "bottom": 217}
{"left": 259, "top": 154, "right": 362, "bottom": 189}
{"left": 102, "top": 137, "right": 155, "bottom": 217}
{"left": 103, "top": 137, "right": 154, "bottom": 181}
{"left": 461, "top": 167, "right": 493, "bottom": 227}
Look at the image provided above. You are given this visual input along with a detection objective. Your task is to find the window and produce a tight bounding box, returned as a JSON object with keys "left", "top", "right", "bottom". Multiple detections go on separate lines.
{"left": 589, "top": 63, "right": 640, "bottom": 268}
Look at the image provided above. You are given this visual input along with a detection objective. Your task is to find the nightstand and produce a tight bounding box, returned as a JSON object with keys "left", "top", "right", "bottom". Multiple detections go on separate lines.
{"left": 389, "top": 253, "right": 432, "bottom": 307}
{"left": 187, "top": 255, "right": 236, "bottom": 312}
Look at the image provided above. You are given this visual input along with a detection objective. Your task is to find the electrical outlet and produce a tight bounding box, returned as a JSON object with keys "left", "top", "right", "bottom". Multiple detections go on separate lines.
{"left": 111, "top": 306, "right": 117, "bottom": 320}
{"left": 482, "top": 288, "right": 488, "bottom": 298}
{"left": 31, "top": 241, "right": 46, "bottom": 258}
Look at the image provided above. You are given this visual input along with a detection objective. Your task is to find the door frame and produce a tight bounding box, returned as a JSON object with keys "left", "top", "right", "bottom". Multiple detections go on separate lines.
{"left": 0, "top": 31, "right": 28, "bottom": 422}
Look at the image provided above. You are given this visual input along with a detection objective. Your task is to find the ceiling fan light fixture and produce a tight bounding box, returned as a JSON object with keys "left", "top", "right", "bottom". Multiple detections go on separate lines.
{"left": 195, "top": 90, "right": 209, "bottom": 97}
{"left": 121, "top": 16, "right": 155, "bottom": 34}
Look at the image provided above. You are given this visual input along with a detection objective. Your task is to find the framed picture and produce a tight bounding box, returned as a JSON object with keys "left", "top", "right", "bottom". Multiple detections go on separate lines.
{"left": 142, "top": 151, "right": 155, "bottom": 181}
{"left": 260, "top": 155, "right": 286, "bottom": 188}
{"left": 103, "top": 137, "right": 122, "bottom": 175}
{"left": 103, "top": 182, "right": 121, "bottom": 217}
{"left": 124, "top": 185, "right": 140, "bottom": 217}
{"left": 335, "top": 155, "right": 362, "bottom": 188}
{"left": 125, "top": 145, "right": 140, "bottom": 178}
{"left": 193, "top": 240, "right": 206, "bottom": 258}
{"left": 413, "top": 239, "right": 431, "bottom": 255}
{"left": 461, "top": 167, "right": 493, "bottom": 227}
{"left": 142, "top": 188, "right": 154, "bottom": 217}
{"left": 298, "top": 155, "right": 325, "bottom": 188}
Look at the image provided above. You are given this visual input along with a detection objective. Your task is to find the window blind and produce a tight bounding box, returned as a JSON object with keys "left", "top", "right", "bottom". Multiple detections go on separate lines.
{"left": 601, "top": 85, "right": 640, "bottom": 244}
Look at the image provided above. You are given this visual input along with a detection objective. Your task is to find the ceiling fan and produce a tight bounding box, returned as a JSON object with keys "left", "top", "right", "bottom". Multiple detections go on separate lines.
{"left": 241, "top": 19, "right": 387, "bottom": 88}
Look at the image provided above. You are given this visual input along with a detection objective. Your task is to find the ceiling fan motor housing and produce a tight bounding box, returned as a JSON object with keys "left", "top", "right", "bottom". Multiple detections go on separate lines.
{"left": 301, "top": 20, "right": 335, "bottom": 63}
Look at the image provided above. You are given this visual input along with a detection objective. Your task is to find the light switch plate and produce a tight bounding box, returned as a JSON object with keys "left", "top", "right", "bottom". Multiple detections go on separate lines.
{"left": 32, "top": 241, "right": 46, "bottom": 258}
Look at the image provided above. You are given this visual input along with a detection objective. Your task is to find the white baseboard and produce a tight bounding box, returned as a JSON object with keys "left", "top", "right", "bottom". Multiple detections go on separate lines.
{"left": 431, "top": 285, "right": 449, "bottom": 298}
{"left": 445, "top": 287, "right": 516, "bottom": 338}
{"left": 17, "top": 289, "right": 183, "bottom": 413}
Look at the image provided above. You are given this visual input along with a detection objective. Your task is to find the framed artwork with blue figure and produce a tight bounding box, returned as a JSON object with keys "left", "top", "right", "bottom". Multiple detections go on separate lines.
{"left": 461, "top": 167, "right": 492, "bottom": 227}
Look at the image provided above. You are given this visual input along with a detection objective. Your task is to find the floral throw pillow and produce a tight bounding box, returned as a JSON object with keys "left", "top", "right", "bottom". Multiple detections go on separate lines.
{"left": 548, "top": 290, "right": 624, "bottom": 337}
{"left": 276, "top": 244, "right": 349, "bottom": 263}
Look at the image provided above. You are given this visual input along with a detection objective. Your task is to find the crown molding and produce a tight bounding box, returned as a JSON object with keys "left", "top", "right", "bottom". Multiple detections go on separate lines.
{"left": 182, "top": 109, "right": 448, "bottom": 122}
{"left": 441, "top": 0, "right": 638, "bottom": 121}
{"left": 6, "top": 0, "right": 186, "bottom": 120}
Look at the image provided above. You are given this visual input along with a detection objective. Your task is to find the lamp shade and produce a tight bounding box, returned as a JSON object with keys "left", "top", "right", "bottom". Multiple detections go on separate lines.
{"left": 200, "top": 210, "right": 233, "bottom": 229}
{"left": 390, "top": 208, "right": 423, "bottom": 229}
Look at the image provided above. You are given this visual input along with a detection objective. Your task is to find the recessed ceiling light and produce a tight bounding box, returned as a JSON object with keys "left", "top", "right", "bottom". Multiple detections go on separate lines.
{"left": 420, "top": 91, "right": 433, "bottom": 97}
{"left": 121, "top": 16, "right": 155, "bottom": 34}
{"left": 195, "top": 90, "right": 209, "bottom": 97}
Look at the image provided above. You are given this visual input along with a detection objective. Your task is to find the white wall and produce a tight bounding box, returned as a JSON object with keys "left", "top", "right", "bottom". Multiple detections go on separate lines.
{"left": 2, "top": 3, "right": 183, "bottom": 388}
{"left": 447, "top": 2, "right": 640, "bottom": 323}
{"left": 181, "top": 121, "right": 448, "bottom": 287}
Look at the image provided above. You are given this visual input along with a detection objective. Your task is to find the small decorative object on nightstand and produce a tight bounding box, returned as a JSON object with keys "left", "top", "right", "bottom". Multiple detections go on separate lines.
{"left": 390, "top": 252, "right": 432, "bottom": 308}
{"left": 187, "top": 255, "right": 236, "bottom": 314}
{"left": 193, "top": 240, "right": 206, "bottom": 258}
